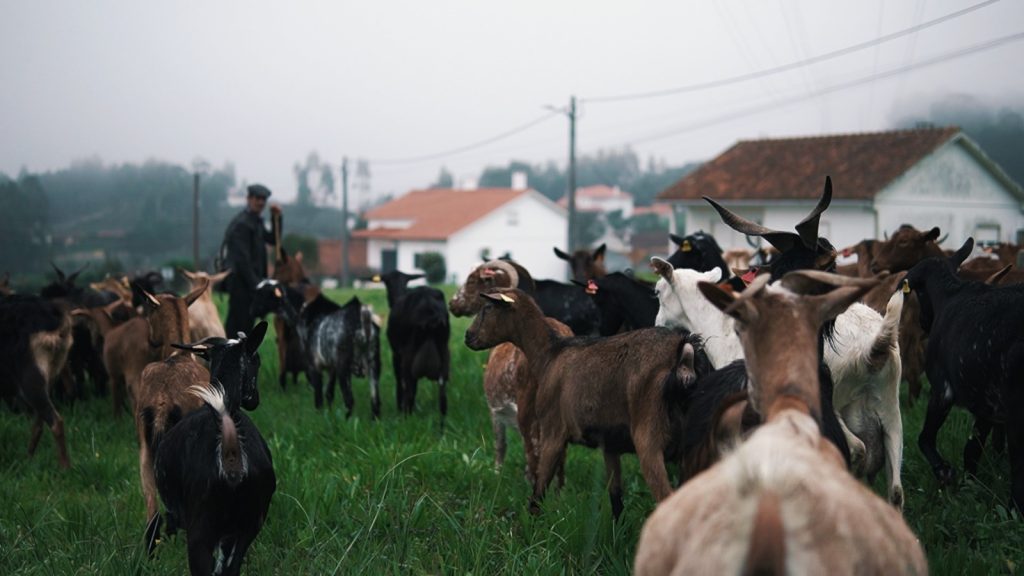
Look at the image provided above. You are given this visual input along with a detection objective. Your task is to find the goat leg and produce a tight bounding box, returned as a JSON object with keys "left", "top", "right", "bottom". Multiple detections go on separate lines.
{"left": 963, "top": 417, "right": 993, "bottom": 477}
{"left": 633, "top": 428, "right": 673, "bottom": 502}
{"left": 340, "top": 372, "right": 355, "bottom": 418}
{"left": 917, "top": 381, "right": 956, "bottom": 485}
{"left": 1008, "top": 418, "right": 1024, "bottom": 515}
{"left": 438, "top": 377, "right": 447, "bottom": 431}
{"left": 51, "top": 415, "right": 70, "bottom": 469}
{"left": 603, "top": 451, "right": 624, "bottom": 519}
{"left": 325, "top": 371, "right": 337, "bottom": 407}
{"left": 882, "top": 400, "right": 905, "bottom": 510}
{"left": 492, "top": 415, "right": 507, "bottom": 471}
{"left": 28, "top": 415, "right": 44, "bottom": 456}
{"left": 529, "top": 440, "right": 567, "bottom": 515}
{"left": 308, "top": 369, "right": 323, "bottom": 409}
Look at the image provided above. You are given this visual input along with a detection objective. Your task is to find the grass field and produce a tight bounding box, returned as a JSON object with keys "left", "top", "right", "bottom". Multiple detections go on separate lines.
{"left": 1, "top": 285, "right": 1022, "bottom": 574}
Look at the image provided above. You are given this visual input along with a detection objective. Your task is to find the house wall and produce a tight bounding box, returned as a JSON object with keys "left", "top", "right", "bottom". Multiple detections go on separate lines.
{"left": 448, "top": 192, "right": 567, "bottom": 282}
{"left": 577, "top": 196, "right": 634, "bottom": 218}
{"left": 875, "top": 140, "right": 1024, "bottom": 244}
{"left": 366, "top": 238, "right": 446, "bottom": 280}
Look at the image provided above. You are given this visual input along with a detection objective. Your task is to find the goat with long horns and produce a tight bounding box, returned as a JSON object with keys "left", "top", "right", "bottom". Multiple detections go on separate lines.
{"left": 705, "top": 176, "right": 838, "bottom": 281}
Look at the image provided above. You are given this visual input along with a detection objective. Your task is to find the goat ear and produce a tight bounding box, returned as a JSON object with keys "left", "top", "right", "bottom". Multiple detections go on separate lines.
{"left": 183, "top": 277, "right": 209, "bottom": 307}
{"left": 779, "top": 269, "right": 878, "bottom": 295}
{"left": 703, "top": 268, "right": 723, "bottom": 283}
{"left": 553, "top": 247, "right": 571, "bottom": 261}
{"left": 246, "top": 321, "right": 269, "bottom": 354}
{"left": 697, "top": 281, "right": 737, "bottom": 314}
{"left": 923, "top": 227, "right": 941, "bottom": 243}
{"left": 593, "top": 243, "right": 606, "bottom": 260}
{"left": 794, "top": 176, "right": 832, "bottom": 250}
{"left": 810, "top": 285, "right": 870, "bottom": 326}
{"left": 210, "top": 270, "right": 231, "bottom": 284}
{"left": 669, "top": 233, "right": 685, "bottom": 247}
{"left": 650, "top": 257, "right": 674, "bottom": 282}
{"left": 179, "top": 268, "right": 197, "bottom": 280}
{"left": 949, "top": 238, "right": 974, "bottom": 270}
{"left": 480, "top": 292, "right": 515, "bottom": 306}
{"left": 133, "top": 282, "right": 161, "bottom": 309}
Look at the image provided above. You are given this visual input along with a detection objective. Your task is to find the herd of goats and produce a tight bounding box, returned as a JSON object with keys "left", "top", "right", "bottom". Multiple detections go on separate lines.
{"left": 2, "top": 176, "right": 1023, "bottom": 574}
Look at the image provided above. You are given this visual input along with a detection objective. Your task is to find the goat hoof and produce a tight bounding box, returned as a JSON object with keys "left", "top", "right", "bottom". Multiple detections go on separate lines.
{"left": 890, "top": 486, "right": 904, "bottom": 511}
{"left": 935, "top": 464, "right": 957, "bottom": 487}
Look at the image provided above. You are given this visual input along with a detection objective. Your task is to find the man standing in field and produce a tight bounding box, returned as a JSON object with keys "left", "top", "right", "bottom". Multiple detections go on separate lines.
{"left": 221, "top": 183, "right": 281, "bottom": 336}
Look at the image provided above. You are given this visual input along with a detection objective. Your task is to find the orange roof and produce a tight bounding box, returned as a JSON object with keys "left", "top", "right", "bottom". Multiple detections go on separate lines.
{"left": 659, "top": 127, "right": 961, "bottom": 202}
{"left": 557, "top": 185, "right": 632, "bottom": 206}
{"left": 353, "top": 188, "right": 529, "bottom": 240}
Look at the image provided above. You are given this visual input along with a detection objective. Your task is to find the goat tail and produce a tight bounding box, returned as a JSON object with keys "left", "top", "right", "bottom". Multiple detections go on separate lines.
{"left": 742, "top": 490, "right": 786, "bottom": 576}
{"left": 865, "top": 290, "right": 904, "bottom": 373}
{"left": 662, "top": 332, "right": 703, "bottom": 409}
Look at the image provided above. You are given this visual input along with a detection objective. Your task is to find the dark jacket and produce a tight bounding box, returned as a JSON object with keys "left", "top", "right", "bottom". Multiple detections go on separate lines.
{"left": 222, "top": 210, "right": 277, "bottom": 291}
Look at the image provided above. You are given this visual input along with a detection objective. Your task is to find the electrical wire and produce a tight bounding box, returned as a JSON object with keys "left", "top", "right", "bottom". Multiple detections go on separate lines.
{"left": 611, "top": 30, "right": 1024, "bottom": 147}
{"left": 582, "top": 0, "right": 1001, "bottom": 104}
{"left": 368, "top": 111, "right": 561, "bottom": 166}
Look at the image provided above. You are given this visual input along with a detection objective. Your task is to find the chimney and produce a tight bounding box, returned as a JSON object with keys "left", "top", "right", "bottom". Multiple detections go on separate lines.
{"left": 511, "top": 171, "right": 528, "bottom": 191}
{"left": 457, "top": 176, "right": 479, "bottom": 191}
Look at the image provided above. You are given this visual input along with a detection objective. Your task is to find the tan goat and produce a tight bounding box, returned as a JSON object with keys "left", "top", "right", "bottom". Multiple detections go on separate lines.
{"left": 635, "top": 271, "right": 926, "bottom": 575}
{"left": 180, "top": 269, "right": 230, "bottom": 341}
{"left": 102, "top": 280, "right": 208, "bottom": 417}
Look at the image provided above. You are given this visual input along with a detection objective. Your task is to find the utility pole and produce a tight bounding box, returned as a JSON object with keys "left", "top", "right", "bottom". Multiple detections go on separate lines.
{"left": 341, "top": 157, "right": 350, "bottom": 287}
{"left": 192, "top": 172, "right": 200, "bottom": 270}
{"left": 566, "top": 96, "right": 577, "bottom": 253}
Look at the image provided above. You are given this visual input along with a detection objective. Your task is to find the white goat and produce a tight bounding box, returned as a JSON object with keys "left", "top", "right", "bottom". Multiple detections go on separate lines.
{"left": 181, "top": 269, "right": 230, "bottom": 341}
{"left": 651, "top": 257, "right": 906, "bottom": 508}
{"left": 635, "top": 271, "right": 926, "bottom": 576}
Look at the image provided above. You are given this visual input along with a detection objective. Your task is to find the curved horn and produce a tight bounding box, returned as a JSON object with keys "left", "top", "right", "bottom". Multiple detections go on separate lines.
{"left": 778, "top": 269, "right": 879, "bottom": 295}
{"left": 704, "top": 197, "right": 799, "bottom": 252}
{"left": 184, "top": 277, "right": 210, "bottom": 307}
{"left": 936, "top": 233, "right": 949, "bottom": 246}
{"left": 883, "top": 230, "right": 889, "bottom": 241}
{"left": 985, "top": 264, "right": 1013, "bottom": 285}
{"left": 794, "top": 176, "right": 833, "bottom": 250}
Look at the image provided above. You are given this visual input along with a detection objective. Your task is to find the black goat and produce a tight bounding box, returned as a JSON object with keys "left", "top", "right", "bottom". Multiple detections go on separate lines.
{"left": 147, "top": 327, "right": 275, "bottom": 575}
{"left": 374, "top": 271, "right": 450, "bottom": 422}
{"left": 533, "top": 280, "right": 602, "bottom": 337}
{"left": 680, "top": 359, "right": 852, "bottom": 481}
{"left": 250, "top": 279, "right": 306, "bottom": 390}
{"left": 297, "top": 287, "right": 382, "bottom": 416}
{"left": 666, "top": 232, "right": 749, "bottom": 291}
{"left": 0, "top": 295, "right": 73, "bottom": 468}
{"left": 575, "top": 272, "right": 657, "bottom": 335}
{"left": 904, "top": 238, "right": 1024, "bottom": 514}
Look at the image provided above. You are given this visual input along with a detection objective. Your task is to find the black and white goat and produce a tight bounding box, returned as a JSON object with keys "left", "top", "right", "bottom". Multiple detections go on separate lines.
{"left": 905, "top": 237, "right": 1024, "bottom": 514}
{"left": 373, "top": 271, "right": 450, "bottom": 422}
{"left": 147, "top": 327, "right": 275, "bottom": 575}
{"left": 297, "top": 287, "right": 382, "bottom": 416}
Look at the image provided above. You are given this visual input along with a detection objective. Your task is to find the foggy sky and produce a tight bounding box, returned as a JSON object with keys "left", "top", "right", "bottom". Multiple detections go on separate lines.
{"left": 2, "top": 0, "right": 1022, "bottom": 204}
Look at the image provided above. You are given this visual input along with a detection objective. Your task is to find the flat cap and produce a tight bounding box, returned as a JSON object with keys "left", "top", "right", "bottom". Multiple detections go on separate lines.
{"left": 247, "top": 184, "right": 272, "bottom": 199}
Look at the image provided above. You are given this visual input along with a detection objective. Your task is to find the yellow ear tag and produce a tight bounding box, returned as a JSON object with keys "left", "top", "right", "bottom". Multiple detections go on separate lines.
{"left": 372, "top": 275, "right": 381, "bottom": 282}
{"left": 901, "top": 279, "right": 911, "bottom": 294}
{"left": 681, "top": 240, "right": 692, "bottom": 252}
{"left": 499, "top": 293, "right": 515, "bottom": 303}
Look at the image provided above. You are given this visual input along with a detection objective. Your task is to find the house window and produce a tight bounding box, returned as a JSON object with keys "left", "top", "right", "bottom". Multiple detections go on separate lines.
{"left": 414, "top": 253, "right": 424, "bottom": 269}
{"left": 974, "top": 223, "right": 1000, "bottom": 244}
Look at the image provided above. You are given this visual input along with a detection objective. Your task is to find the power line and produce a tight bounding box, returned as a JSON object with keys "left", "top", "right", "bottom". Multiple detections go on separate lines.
{"left": 369, "top": 111, "right": 560, "bottom": 166}
{"left": 581, "top": 0, "right": 1001, "bottom": 104}
{"left": 612, "top": 30, "right": 1024, "bottom": 147}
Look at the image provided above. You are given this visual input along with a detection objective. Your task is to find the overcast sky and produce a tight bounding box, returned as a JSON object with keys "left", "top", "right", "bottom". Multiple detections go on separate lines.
{"left": 2, "top": 0, "right": 1022, "bottom": 206}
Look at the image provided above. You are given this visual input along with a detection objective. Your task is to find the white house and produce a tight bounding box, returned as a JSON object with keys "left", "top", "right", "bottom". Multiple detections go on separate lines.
{"left": 558, "top": 185, "right": 635, "bottom": 218}
{"left": 352, "top": 187, "right": 568, "bottom": 282}
{"left": 659, "top": 127, "right": 1024, "bottom": 251}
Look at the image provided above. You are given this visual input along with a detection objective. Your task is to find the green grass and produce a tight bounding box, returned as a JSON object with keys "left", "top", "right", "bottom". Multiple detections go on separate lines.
{"left": 1, "top": 286, "right": 1022, "bottom": 574}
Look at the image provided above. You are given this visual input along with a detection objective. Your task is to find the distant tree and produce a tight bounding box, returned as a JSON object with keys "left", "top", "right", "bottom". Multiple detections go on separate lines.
{"left": 294, "top": 162, "right": 312, "bottom": 207}
{"left": 895, "top": 95, "right": 1024, "bottom": 190}
{"left": 320, "top": 163, "right": 336, "bottom": 205}
{"left": 282, "top": 233, "right": 320, "bottom": 267}
{"left": 575, "top": 212, "right": 606, "bottom": 248}
{"left": 430, "top": 167, "right": 454, "bottom": 188}
{"left": 417, "top": 252, "right": 446, "bottom": 284}
{"left": 0, "top": 174, "right": 50, "bottom": 274}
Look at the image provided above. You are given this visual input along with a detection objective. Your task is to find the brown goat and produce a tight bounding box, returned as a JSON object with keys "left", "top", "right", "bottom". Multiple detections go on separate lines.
{"left": 554, "top": 243, "right": 607, "bottom": 282}
{"left": 102, "top": 281, "right": 208, "bottom": 417}
{"left": 465, "top": 288, "right": 703, "bottom": 518}
{"left": 635, "top": 270, "right": 927, "bottom": 575}
{"left": 180, "top": 269, "right": 230, "bottom": 341}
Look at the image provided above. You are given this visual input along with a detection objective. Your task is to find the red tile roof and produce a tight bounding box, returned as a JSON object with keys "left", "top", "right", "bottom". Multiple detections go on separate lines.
{"left": 353, "top": 188, "right": 529, "bottom": 240}
{"left": 659, "top": 127, "right": 960, "bottom": 202}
